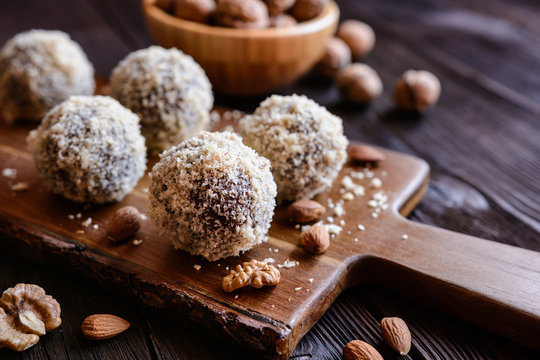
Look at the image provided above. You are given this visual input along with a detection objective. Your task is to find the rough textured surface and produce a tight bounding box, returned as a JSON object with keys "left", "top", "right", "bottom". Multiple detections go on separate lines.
{"left": 0, "top": 29, "right": 94, "bottom": 123}
{"left": 1, "top": 0, "right": 539, "bottom": 359}
{"left": 149, "top": 131, "right": 276, "bottom": 261}
{"left": 110, "top": 46, "right": 213, "bottom": 154}
{"left": 27, "top": 95, "right": 146, "bottom": 204}
{"left": 239, "top": 94, "right": 348, "bottom": 203}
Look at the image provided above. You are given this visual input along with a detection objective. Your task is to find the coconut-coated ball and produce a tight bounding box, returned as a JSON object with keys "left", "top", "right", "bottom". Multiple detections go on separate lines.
{"left": 239, "top": 94, "right": 348, "bottom": 203}
{"left": 27, "top": 96, "right": 146, "bottom": 204}
{"left": 0, "top": 29, "right": 95, "bottom": 123}
{"left": 110, "top": 46, "right": 213, "bottom": 154}
{"left": 149, "top": 131, "right": 277, "bottom": 261}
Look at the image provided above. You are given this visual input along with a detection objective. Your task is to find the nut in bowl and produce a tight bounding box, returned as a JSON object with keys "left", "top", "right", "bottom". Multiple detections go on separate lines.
{"left": 142, "top": 0, "right": 339, "bottom": 95}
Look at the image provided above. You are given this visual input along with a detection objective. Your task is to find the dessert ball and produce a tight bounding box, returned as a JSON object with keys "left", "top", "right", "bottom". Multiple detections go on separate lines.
{"left": 27, "top": 96, "right": 146, "bottom": 204}
{"left": 239, "top": 95, "right": 348, "bottom": 203}
{"left": 110, "top": 46, "right": 213, "bottom": 154}
{"left": 149, "top": 131, "right": 277, "bottom": 261}
{"left": 0, "top": 29, "right": 95, "bottom": 123}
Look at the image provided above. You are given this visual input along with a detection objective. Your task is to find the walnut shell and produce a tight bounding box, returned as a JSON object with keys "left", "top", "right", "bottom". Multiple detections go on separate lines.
{"left": 215, "top": 0, "right": 270, "bottom": 29}
{"left": 337, "top": 63, "right": 383, "bottom": 103}
{"left": 291, "top": 0, "right": 328, "bottom": 21}
{"left": 337, "top": 20, "right": 375, "bottom": 59}
{"left": 265, "top": 0, "right": 295, "bottom": 15}
{"left": 173, "top": 0, "right": 216, "bottom": 23}
{"left": 393, "top": 70, "right": 441, "bottom": 112}
{"left": 315, "top": 37, "right": 352, "bottom": 77}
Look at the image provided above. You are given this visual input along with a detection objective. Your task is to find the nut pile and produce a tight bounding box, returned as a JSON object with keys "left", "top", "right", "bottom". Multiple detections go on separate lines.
{"left": 156, "top": 0, "right": 328, "bottom": 28}
{"left": 315, "top": 19, "right": 441, "bottom": 111}
{"left": 0, "top": 284, "right": 61, "bottom": 351}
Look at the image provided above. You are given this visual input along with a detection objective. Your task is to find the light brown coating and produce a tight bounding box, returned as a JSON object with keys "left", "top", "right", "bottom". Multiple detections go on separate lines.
{"left": 0, "top": 30, "right": 94, "bottom": 123}
{"left": 291, "top": 0, "right": 328, "bottom": 21}
{"left": 27, "top": 96, "right": 147, "bottom": 204}
{"left": 110, "top": 46, "right": 213, "bottom": 154}
{"left": 337, "top": 20, "right": 375, "bottom": 59}
{"left": 239, "top": 94, "right": 348, "bottom": 203}
{"left": 173, "top": 0, "right": 216, "bottom": 23}
{"left": 337, "top": 63, "right": 383, "bottom": 103}
{"left": 393, "top": 70, "right": 441, "bottom": 112}
{"left": 149, "top": 131, "right": 277, "bottom": 261}
{"left": 265, "top": 0, "right": 295, "bottom": 15}
{"left": 215, "top": 0, "right": 270, "bottom": 29}
{"left": 315, "top": 37, "right": 351, "bottom": 77}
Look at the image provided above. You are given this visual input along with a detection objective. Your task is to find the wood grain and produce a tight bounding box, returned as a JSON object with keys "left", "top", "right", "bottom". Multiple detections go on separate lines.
{"left": 0, "top": 117, "right": 538, "bottom": 358}
{"left": 1, "top": 0, "right": 539, "bottom": 359}
{"left": 141, "top": 0, "right": 339, "bottom": 95}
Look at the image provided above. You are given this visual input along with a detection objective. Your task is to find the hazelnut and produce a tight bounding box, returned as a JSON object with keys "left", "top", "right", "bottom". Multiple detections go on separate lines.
{"left": 315, "top": 37, "right": 351, "bottom": 77}
{"left": 106, "top": 206, "right": 142, "bottom": 242}
{"left": 215, "top": 0, "right": 270, "bottom": 29}
{"left": 337, "top": 20, "right": 375, "bottom": 59}
{"left": 291, "top": 0, "right": 328, "bottom": 22}
{"left": 300, "top": 225, "right": 330, "bottom": 254}
{"left": 393, "top": 70, "right": 441, "bottom": 112}
{"left": 337, "top": 63, "right": 383, "bottom": 103}
{"left": 265, "top": 0, "right": 295, "bottom": 15}
{"left": 270, "top": 14, "right": 298, "bottom": 27}
{"left": 173, "top": 0, "right": 216, "bottom": 23}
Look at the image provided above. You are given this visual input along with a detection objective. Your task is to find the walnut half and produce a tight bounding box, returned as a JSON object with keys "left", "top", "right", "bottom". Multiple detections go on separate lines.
{"left": 222, "top": 259, "right": 280, "bottom": 292}
{"left": 0, "top": 284, "right": 61, "bottom": 351}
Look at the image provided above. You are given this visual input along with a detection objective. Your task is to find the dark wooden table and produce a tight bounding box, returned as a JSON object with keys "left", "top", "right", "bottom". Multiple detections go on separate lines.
{"left": 1, "top": 0, "right": 539, "bottom": 359}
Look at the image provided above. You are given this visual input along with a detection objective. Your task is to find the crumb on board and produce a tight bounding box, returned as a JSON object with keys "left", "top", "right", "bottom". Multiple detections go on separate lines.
{"left": 81, "top": 217, "right": 92, "bottom": 227}
{"left": 278, "top": 259, "right": 299, "bottom": 268}
{"left": 402, "top": 234, "right": 409, "bottom": 240}
{"left": 132, "top": 239, "right": 143, "bottom": 246}
{"left": 1, "top": 168, "right": 17, "bottom": 179}
{"left": 193, "top": 264, "right": 201, "bottom": 271}
{"left": 10, "top": 182, "right": 29, "bottom": 191}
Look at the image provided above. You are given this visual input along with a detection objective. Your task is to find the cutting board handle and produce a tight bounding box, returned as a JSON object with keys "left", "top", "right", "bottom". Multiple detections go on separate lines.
{"left": 351, "top": 216, "right": 540, "bottom": 351}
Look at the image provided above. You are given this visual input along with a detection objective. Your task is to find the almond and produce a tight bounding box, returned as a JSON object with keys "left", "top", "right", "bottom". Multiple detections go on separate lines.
{"left": 299, "top": 225, "right": 329, "bottom": 254}
{"left": 106, "top": 206, "right": 142, "bottom": 242}
{"left": 343, "top": 340, "right": 383, "bottom": 360}
{"left": 381, "top": 317, "right": 411, "bottom": 355}
{"left": 348, "top": 144, "right": 386, "bottom": 164}
{"left": 81, "top": 314, "right": 130, "bottom": 340}
{"left": 288, "top": 200, "right": 326, "bottom": 224}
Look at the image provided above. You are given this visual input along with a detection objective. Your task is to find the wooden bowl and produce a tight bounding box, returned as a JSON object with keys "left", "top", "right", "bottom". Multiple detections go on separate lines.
{"left": 142, "top": 0, "right": 339, "bottom": 95}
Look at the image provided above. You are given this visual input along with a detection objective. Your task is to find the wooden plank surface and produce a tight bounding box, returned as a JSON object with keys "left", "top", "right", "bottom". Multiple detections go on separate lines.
{"left": 1, "top": 0, "right": 539, "bottom": 359}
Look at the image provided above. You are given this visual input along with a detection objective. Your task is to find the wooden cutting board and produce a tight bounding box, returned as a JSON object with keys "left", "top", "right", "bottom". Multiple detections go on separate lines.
{"left": 0, "top": 114, "right": 539, "bottom": 359}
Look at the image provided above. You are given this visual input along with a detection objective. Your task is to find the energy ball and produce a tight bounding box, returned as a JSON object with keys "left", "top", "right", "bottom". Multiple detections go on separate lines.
{"left": 27, "top": 96, "right": 146, "bottom": 204}
{"left": 110, "top": 46, "right": 213, "bottom": 154}
{"left": 149, "top": 131, "right": 277, "bottom": 261}
{"left": 0, "top": 29, "right": 94, "bottom": 123}
{"left": 239, "top": 95, "right": 348, "bottom": 203}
